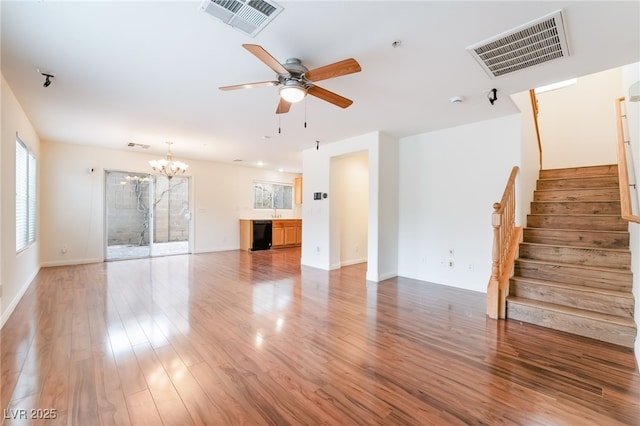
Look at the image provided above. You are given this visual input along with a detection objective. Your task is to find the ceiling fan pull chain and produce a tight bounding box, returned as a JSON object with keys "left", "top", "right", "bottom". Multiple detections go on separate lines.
{"left": 304, "top": 98, "right": 307, "bottom": 128}
{"left": 278, "top": 114, "right": 281, "bottom": 134}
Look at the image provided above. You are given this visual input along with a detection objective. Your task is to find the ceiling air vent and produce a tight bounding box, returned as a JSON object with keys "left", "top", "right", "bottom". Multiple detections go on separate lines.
{"left": 199, "top": 0, "right": 283, "bottom": 38}
{"left": 127, "top": 142, "right": 150, "bottom": 149}
{"left": 467, "top": 10, "right": 569, "bottom": 78}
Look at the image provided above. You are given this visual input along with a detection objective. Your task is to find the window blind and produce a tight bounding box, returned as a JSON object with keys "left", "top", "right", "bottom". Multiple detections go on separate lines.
{"left": 16, "top": 137, "right": 36, "bottom": 252}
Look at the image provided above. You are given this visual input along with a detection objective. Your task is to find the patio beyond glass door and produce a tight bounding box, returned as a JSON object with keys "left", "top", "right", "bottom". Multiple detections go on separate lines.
{"left": 152, "top": 175, "right": 190, "bottom": 256}
{"left": 105, "top": 171, "right": 190, "bottom": 260}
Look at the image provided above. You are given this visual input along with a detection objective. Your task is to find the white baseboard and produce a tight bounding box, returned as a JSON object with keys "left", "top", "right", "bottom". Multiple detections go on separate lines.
{"left": 39, "top": 257, "right": 103, "bottom": 267}
{"left": 366, "top": 270, "right": 398, "bottom": 283}
{"left": 192, "top": 246, "right": 239, "bottom": 254}
{"left": 1, "top": 267, "right": 40, "bottom": 329}
{"left": 377, "top": 271, "right": 398, "bottom": 281}
{"left": 340, "top": 258, "right": 368, "bottom": 267}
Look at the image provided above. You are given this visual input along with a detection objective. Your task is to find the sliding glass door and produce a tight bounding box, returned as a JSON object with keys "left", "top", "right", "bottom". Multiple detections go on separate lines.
{"left": 151, "top": 175, "right": 190, "bottom": 256}
{"left": 105, "top": 171, "right": 190, "bottom": 260}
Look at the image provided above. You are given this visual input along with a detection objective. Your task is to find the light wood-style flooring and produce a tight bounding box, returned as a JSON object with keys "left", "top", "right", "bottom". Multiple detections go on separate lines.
{"left": 2, "top": 248, "right": 639, "bottom": 425}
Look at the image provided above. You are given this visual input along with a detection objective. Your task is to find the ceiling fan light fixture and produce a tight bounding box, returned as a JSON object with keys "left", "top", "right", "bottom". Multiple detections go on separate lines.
{"left": 280, "top": 82, "right": 306, "bottom": 103}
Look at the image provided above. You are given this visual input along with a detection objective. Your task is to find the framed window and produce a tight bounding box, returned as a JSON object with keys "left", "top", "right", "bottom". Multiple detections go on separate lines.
{"left": 253, "top": 182, "right": 293, "bottom": 210}
{"left": 16, "top": 137, "right": 36, "bottom": 252}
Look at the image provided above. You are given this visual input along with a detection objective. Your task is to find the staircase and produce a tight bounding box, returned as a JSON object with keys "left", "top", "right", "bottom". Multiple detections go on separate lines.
{"left": 506, "top": 164, "right": 637, "bottom": 348}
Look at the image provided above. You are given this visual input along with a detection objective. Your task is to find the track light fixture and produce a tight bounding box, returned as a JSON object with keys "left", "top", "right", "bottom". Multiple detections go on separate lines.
{"left": 41, "top": 72, "right": 54, "bottom": 88}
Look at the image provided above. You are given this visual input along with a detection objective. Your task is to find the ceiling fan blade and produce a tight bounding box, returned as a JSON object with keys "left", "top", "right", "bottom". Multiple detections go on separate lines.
{"left": 307, "top": 85, "right": 353, "bottom": 109}
{"left": 276, "top": 98, "right": 291, "bottom": 114}
{"left": 242, "top": 44, "right": 291, "bottom": 77}
{"left": 304, "top": 58, "right": 361, "bottom": 82}
{"left": 219, "top": 81, "right": 279, "bottom": 91}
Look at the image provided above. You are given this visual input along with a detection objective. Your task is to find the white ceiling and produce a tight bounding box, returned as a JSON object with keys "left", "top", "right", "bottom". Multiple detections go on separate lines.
{"left": 2, "top": 1, "right": 639, "bottom": 173}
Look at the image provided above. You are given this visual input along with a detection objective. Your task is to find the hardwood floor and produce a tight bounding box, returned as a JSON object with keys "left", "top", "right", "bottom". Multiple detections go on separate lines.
{"left": 2, "top": 248, "right": 639, "bottom": 425}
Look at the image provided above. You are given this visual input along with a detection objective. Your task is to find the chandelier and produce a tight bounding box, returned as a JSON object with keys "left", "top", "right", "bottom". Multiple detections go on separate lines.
{"left": 149, "top": 141, "right": 189, "bottom": 179}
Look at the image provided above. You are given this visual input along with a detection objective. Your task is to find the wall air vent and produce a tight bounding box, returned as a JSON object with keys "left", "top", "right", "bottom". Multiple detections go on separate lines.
{"left": 127, "top": 142, "right": 150, "bottom": 149}
{"left": 199, "top": 0, "right": 283, "bottom": 38}
{"left": 467, "top": 10, "right": 570, "bottom": 78}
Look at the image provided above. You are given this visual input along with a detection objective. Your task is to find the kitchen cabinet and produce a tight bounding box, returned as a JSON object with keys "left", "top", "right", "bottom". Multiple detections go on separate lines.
{"left": 272, "top": 226, "right": 285, "bottom": 247}
{"left": 294, "top": 177, "right": 303, "bottom": 204}
{"left": 240, "top": 219, "right": 302, "bottom": 250}
{"left": 272, "top": 219, "right": 302, "bottom": 248}
{"left": 239, "top": 219, "right": 273, "bottom": 251}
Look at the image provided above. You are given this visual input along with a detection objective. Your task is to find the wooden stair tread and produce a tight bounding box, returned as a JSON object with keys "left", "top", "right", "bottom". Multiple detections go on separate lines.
{"left": 528, "top": 213, "right": 620, "bottom": 218}
{"left": 531, "top": 199, "right": 620, "bottom": 203}
{"left": 535, "top": 186, "right": 620, "bottom": 191}
{"left": 519, "top": 241, "right": 630, "bottom": 254}
{"left": 539, "top": 165, "right": 618, "bottom": 179}
{"left": 523, "top": 227, "right": 628, "bottom": 235}
{"left": 510, "top": 276, "right": 634, "bottom": 299}
{"left": 538, "top": 175, "right": 619, "bottom": 181}
{"left": 515, "top": 258, "right": 633, "bottom": 276}
{"left": 505, "top": 164, "right": 635, "bottom": 347}
{"left": 525, "top": 225, "right": 628, "bottom": 233}
{"left": 507, "top": 297, "right": 636, "bottom": 327}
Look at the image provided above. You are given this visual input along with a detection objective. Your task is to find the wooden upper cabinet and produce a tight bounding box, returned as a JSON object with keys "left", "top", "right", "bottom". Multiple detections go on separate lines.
{"left": 294, "top": 177, "right": 303, "bottom": 204}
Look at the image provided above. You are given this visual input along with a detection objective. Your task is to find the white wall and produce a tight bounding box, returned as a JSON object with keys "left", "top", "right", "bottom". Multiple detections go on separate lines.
{"left": 301, "top": 131, "right": 399, "bottom": 282}
{"left": 397, "top": 114, "right": 521, "bottom": 293}
{"left": 511, "top": 90, "right": 542, "bottom": 222}
{"left": 1, "top": 75, "right": 41, "bottom": 326}
{"left": 39, "top": 140, "right": 301, "bottom": 266}
{"left": 621, "top": 62, "right": 640, "bottom": 360}
{"left": 378, "top": 133, "right": 399, "bottom": 280}
{"left": 330, "top": 151, "right": 369, "bottom": 268}
{"left": 537, "top": 68, "right": 621, "bottom": 169}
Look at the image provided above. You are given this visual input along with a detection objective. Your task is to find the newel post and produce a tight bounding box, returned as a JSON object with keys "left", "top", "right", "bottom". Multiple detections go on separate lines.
{"left": 486, "top": 202, "right": 502, "bottom": 319}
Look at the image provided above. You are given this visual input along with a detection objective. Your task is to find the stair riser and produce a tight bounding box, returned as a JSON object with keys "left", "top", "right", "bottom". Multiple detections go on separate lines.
{"left": 534, "top": 188, "right": 620, "bottom": 202}
{"left": 518, "top": 244, "right": 630, "bottom": 270}
{"left": 539, "top": 165, "right": 618, "bottom": 179}
{"left": 511, "top": 165, "right": 635, "bottom": 348}
{"left": 510, "top": 280, "right": 634, "bottom": 318}
{"left": 514, "top": 261, "right": 632, "bottom": 291}
{"left": 530, "top": 202, "right": 621, "bottom": 215}
{"left": 527, "top": 215, "right": 628, "bottom": 231}
{"left": 523, "top": 228, "right": 629, "bottom": 249}
{"left": 507, "top": 301, "right": 636, "bottom": 348}
{"left": 537, "top": 176, "right": 619, "bottom": 190}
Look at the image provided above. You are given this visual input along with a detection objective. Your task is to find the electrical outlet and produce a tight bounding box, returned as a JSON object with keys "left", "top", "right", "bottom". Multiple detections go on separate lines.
{"left": 468, "top": 263, "right": 474, "bottom": 271}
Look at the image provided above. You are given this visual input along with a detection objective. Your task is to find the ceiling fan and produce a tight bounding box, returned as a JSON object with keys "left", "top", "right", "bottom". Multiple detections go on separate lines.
{"left": 219, "top": 44, "right": 361, "bottom": 114}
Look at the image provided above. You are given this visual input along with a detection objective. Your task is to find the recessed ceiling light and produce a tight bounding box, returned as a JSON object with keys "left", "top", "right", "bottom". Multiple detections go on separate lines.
{"left": 278, "top": 168, "right": 284, "bottom": 172}
{"left": 450, "top": 96, "right": 464, "bottom": 104}
{"left": 257, "top": 161, "right": 264, "bottom": 166}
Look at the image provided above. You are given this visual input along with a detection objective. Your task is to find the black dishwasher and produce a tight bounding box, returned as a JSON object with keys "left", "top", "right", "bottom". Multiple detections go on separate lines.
{"left": 252, "top": 220, "right": 272, "bottom": 251}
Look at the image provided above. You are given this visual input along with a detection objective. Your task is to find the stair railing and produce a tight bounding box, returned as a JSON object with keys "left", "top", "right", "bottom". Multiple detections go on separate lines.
{"left": 487, "top": 166, "right": 523, "bottom": 319}
{"left": 615, "top": 97, "right": 640, "bottom": 224}
{"left": 529, "top": 89, "right": 543, "bottom": 169}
